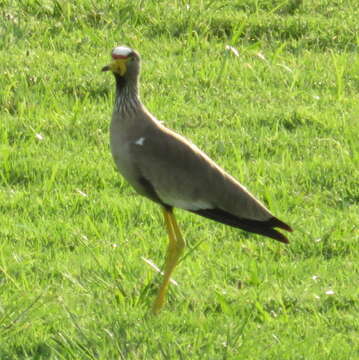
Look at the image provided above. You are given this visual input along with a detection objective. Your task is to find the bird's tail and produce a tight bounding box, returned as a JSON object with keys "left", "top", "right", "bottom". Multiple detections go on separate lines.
{"left": 191, "top": 208, "right": 292, "bottom": 244}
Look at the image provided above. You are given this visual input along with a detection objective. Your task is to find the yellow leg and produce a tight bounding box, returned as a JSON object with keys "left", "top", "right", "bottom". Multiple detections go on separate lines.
{"left": 152, "top": 207, "right": 185, "bottom": 314}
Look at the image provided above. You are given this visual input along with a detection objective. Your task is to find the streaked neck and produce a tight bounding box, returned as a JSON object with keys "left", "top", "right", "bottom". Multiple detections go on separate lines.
{"left": 114, "top": 75, "right": 141, "bottom": 115}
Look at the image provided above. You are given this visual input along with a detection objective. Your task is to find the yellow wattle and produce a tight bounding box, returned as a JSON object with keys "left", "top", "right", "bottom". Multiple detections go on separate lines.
{"left": 110, "top": 58, "right": 128, "bottom": 76}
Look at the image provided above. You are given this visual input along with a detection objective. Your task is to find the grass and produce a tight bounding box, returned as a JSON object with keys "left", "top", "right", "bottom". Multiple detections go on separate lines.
{"left": 1, "top": 0, "right": 358, "bottom": 358}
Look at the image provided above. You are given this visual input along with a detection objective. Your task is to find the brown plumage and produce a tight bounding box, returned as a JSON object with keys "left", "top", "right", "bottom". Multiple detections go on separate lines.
{"left": 102, "top": 46, "right": 293, "bottom": 313}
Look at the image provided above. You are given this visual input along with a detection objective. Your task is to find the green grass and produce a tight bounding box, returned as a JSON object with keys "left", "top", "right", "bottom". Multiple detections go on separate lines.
{"left": 1, "top": 0, "right": 359, "bottom": 358}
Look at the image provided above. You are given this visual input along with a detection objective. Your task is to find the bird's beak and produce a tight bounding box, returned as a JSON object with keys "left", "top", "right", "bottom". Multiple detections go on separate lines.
{"left": 101, "top": 59, "right": 128, "bottom": 75}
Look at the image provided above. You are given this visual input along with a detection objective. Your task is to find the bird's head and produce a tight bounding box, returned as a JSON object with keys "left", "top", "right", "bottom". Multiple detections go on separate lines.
{"left": 102, "top": 46, "right": 140, "bottom": 79}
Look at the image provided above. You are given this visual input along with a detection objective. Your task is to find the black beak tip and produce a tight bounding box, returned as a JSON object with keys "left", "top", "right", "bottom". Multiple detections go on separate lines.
{"left": 101, "top": 65, "right": 110, "bottom": 72}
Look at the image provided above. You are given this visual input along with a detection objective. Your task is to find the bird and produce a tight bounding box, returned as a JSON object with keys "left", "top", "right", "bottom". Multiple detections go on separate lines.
{"left": 102, "top": 46, "right": 293, "bottom": 314}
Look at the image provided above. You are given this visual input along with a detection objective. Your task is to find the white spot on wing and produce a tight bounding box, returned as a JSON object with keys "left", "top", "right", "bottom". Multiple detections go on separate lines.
{"left": 135, "top": 137, "right": 145, "bottom": 146}
{"left": 112, "top": 46, "right": 132, "bottom": 57}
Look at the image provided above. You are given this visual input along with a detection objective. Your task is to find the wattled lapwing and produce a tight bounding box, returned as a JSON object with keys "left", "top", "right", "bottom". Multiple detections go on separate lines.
{"left": 102, "top": 46, "right": 293, "bottom": 314}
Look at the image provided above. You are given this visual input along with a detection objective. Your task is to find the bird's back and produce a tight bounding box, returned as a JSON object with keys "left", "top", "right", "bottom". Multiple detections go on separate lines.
{"left": 128, "top": 116, "right": 273, "bottom": 222}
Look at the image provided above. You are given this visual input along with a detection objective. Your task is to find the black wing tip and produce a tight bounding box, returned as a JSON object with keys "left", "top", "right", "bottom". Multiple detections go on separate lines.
{"left": 269, "top": 216, "right": 293, "bottom": 233}
{"left": 265, "top": 217, "right": 292, "bottom": 244}
{"left": 254, "top": 224, "right": 290, "bottom": 244}
{"left": 191, "top": 208, "right": 292, "bottom": 244}
{"left": 272, "top": 230, "right": 290, "bottom": 244}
